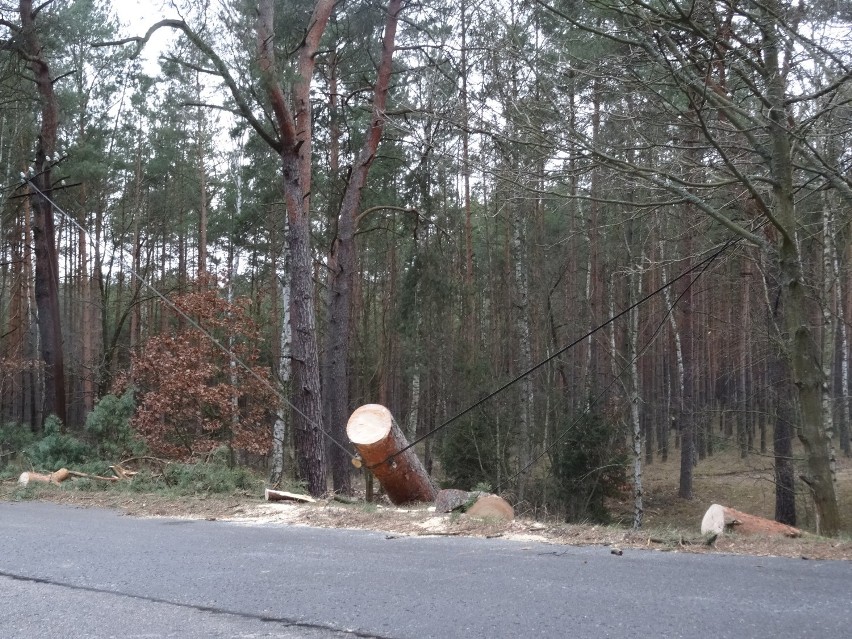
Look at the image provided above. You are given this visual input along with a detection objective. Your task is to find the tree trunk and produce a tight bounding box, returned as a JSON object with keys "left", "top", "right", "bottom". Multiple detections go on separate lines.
{"left": 701, "top": 504, "right": 801, "bottom": 538}
{"left": 282, "top": 151, "right": 326, "bottom": 496}
{"left": 347, "top": 404, "right": 436, "bottom": 505}
{"left": 323, "top": 0, "right": 404, "bottom": 495}
{"left": 255, "top": 0, "right": 334, "bottom": 496}
{"left": 761, "top": 2, "right": 839, "bottom": 535}
{"left": 628, "top": 258, "right": 643, "bottom": 530}
{"left": 20, "top": 0, "right": 66, "bottom": 427}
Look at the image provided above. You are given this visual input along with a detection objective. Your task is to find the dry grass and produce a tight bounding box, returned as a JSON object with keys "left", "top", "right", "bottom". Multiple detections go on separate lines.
{"left": 640, "top": 443, "right": 852, "bottom": 534}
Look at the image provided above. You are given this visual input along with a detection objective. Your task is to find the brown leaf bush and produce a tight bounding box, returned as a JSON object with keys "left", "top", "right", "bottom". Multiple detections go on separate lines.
{"left": 115, "top": 284, "right": 277, "bottom": 460}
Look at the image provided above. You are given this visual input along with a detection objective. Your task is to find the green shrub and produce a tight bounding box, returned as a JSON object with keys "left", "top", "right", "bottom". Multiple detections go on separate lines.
{"left": 85, "top": 389, "right": 145, "bottom": 460}
{"left": 0, "top": 422, "right": 36, "bottom": 470}
{"left": 24, "top": 415, "right": 92, "bottom": 470}
{"left": 162, "top": 462, "right": 262, "bottom": 494}
{"left": 548, "top": 410, "right": 628, "bottom": 524}
{"left": 441, "top": 415, "right": 506, "bottom": 491}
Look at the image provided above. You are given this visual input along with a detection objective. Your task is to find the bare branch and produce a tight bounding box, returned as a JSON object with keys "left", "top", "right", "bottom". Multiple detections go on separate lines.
{"left": 94, "top": 19, "right": 281, "bottom": 151}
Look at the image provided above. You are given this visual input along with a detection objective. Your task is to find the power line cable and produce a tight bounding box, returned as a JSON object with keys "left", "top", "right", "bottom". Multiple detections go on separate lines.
{"left": 495, "top": 234, "right": 741, "bottom": 493}
{"left": 369, "top": 232, "right": 745, "bottom": 471}
{"left": 19, "top": 177, "right": 356, "bottom": 460}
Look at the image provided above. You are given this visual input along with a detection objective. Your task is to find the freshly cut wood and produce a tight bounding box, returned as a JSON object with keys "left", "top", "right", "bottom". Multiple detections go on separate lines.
{"left": 18, "top": 467, "right": 133, "bottom": 486}
{"left": 265, "top": 488, "right": 316, "bottom": 503}
{"left": 466, "top": 494, "right": 514, "bottom": 521}
{"left": 701, "top": 503, "right": 802, "bottom": 537}
{"left": 347, "top": 404, "right": 437, "bottom": 505}
{"left": 109, "top": 464, "right": 138, "bottom": 480}
{"left": 18, "top": 467, "right": 71, "bottom": 486}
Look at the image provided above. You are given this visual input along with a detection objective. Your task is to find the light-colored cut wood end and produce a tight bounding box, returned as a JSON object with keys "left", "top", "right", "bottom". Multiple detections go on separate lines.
{"left": 347, "top": 403, "right": 393, "bottom": 445}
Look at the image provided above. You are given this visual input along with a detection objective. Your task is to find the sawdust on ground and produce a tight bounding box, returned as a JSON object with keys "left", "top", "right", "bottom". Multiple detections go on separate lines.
{"left": 4, "top": 483, "right": 851, "bottom": 561}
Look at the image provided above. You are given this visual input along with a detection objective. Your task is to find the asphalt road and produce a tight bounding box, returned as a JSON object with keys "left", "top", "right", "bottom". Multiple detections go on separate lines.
{"left": 1, "top": 502, "right": 850, "bottom": 638}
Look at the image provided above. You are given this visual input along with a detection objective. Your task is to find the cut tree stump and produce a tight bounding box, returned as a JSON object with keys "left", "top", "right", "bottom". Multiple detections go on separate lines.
{"left": 346, "top": 404, "right": 437, "bottom": 505}
{"left": 701, "top": 503, "right": 802, "bottom": 538}
{"left": 466, "top": 494, "right": 514, "bottom": 521}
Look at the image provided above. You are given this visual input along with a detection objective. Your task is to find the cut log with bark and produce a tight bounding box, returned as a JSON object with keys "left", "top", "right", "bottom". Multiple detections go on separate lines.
{"left": 19, "top": 467, "right": 129, "bottom": 486}
{"left": 347, "top": 404, "right": 437, "bottom": 505}
{"left": 265, "top": 488, "right": 316, "bottom": 503}
{"left": 701, "top": 503, "right": 803, "bottom": 537}
{"left": 435, "top": 488, "right": 475, "bottom": 513}
{"left": 18, "top": 468, "right": 71, "bottom": 486}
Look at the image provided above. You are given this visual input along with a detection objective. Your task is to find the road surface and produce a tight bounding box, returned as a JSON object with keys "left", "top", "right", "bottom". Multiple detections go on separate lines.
{"left": 1, "top": 502, "right": 850, "bottom": 638}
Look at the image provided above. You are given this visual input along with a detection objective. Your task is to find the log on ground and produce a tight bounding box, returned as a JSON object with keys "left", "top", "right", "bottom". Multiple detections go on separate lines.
{"left": 347, "top": 404, "right": 437, "bottom": 505}
{"left": 265, "top": 488, "right": 316, "bottom": 503}
{"left": 18, "top": 467, "right": 70, "bottom": 486}
{"left": 700, "top": 503, "right": 802, "bottom": 537}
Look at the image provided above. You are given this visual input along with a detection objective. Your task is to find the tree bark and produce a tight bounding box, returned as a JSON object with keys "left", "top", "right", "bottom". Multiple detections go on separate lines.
{"left": 347, "top": 404, "right": 436, "bottom": 505}
{"left": 761, "top": 2, "right": 840, "bottom": 535}
{"left": 20, "top": 0, "right": 67, "bottom": 427}
{"left": 255, "top": 0, "right": 335, "bottom": 496}
{"left": 323, "top": 0, "right": 404, "bottom": 495}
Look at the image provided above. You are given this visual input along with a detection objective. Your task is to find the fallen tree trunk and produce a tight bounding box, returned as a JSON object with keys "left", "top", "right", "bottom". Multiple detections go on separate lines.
{"left": 18, "top": 468, "right": 71, "bottom": 486}
{"left": 347, "top": 404, "right": 436, "bottom": 505}
{"left": 701, "top": 503, "right": 803, "bottom": 537}
{"left": 19, "top": 467, "right": 128, "bottom": 486}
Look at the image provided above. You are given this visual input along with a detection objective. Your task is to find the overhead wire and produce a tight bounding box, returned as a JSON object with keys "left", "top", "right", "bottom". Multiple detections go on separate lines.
{"left": 494, "top": 234, "right": 743, "bottom": 493}
{"left": 15, "top": 175, "right": 756, "bottom": 491}
{"left": 368, "top": 230, "right": 748, "bottom": 472}
{"left": 18, "top": 177, "right": 356, "bottom": 460}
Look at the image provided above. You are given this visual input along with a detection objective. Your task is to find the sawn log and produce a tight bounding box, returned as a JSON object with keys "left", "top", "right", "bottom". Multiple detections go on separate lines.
{"left": 346, "top": 404, "right": 437, "bottom": 505}
{"left": 701, "top": 503, "right": 802, "bottom": 537}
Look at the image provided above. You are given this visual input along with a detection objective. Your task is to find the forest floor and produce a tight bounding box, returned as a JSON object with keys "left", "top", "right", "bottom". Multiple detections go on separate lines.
{"left": 2, "top": 448, "right": 851, "bottom": 561}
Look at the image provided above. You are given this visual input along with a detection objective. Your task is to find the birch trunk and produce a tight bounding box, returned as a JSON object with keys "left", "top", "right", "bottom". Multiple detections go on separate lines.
{"left": 628, "top": 261, "right": 643, "bottom": 530}
{"left": 821, "top": 203, "right": 837, "bottom": 479}
{"left": 511, "top": 197, "right": 532, "bottom": 502}
{"left": 660, "top": 239, "right": 685, "bottom": 464}
{"left": 834, "top": 239, "right": 851, "bottom": 457}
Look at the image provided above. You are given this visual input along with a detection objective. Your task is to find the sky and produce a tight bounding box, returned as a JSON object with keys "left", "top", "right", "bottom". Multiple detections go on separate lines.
{"left": 110, "top": 1, "right": 182, "bottom": 73}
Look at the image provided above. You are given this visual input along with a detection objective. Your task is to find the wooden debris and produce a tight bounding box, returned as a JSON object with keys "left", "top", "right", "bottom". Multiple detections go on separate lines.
{"left": 347, "top": 404, "right": 437, "bottom": 505}
{"left": 701, "top": 503, "right": 802, "bottom": 538}
{"left": 67, "top": 470, "right": 119, "bottom": 482}
{"left": 465, "top": 494, "right": 514, "bottom": 521}
{"left": 18, "top": 467, "right": 71, "bottom": 486}
{"left": 18, "top": 464, "right": 147, "bottom": 487}
{"left": 265, "top": 488, "right": 316, "bottom": 503}
{"left": 109, "top": 464, "right": 138, "bottom": 480}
